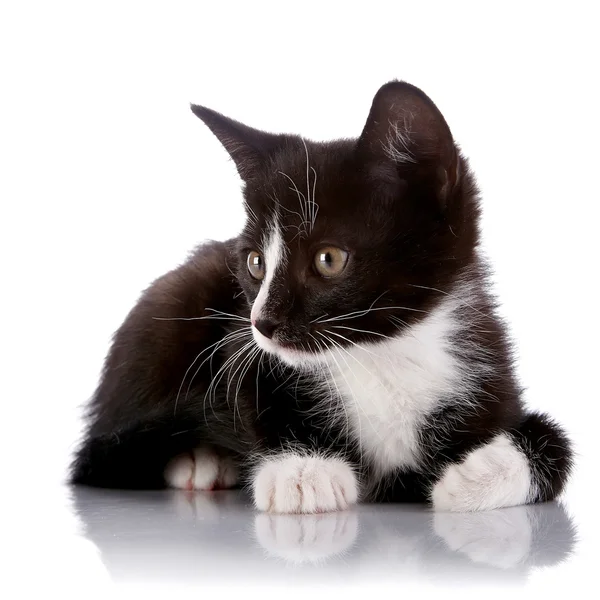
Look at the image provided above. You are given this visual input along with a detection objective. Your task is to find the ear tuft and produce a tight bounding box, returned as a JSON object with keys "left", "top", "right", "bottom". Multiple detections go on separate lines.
{"left": 382, "top": 116, "right": 419, "bottom": 165}
{"left": 358, "top": 81, "right": 459, "bottom": 205}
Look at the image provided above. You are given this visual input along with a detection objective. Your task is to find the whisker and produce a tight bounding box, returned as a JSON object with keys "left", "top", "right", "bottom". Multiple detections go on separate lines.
{"left": 329, "top": 325, "right": 396, "bottom": 340}
{"left": 301, "top": 138, "right": 312, "bottom": 231}
{"left": 174, "top": 327, "right": 252, "bottom": 415}
{"left": 278, "top": 171, "right": 308, "bottom": 224}
{"left": 214, "top": 339, "right": 256, "bottom": 401}
{"left": 320, "top": 331, "right": 381, "bottom": 381}
{"left": 255, "top": 350, "right": 265, "bottom": 416}
{"left": 153, "top": 316, "right": 207, "bottom": 322}
{"left": 271, "top": 367, "right": 302, "bottom": 394}
{"left": 324, "top": 329, "right": 384, "bottom": 359}
{"left": 205, "top": 308, "right": 251, "bottom": 321}
{"left": 318, "top": 331, "right": 383, "bottom": 445}
{"left": 266, "top": 191, "right": 307, "bottom": 224}
{"left": 310, "top": 166, "right": 319, "bottom": 231}
{"left": 243, "top": 199, "right": 259, "bottom": 226}
{"left": 299, "top": 139, "right": 319, "bottom": 234}
{"left": 310, "top": 313, "right": 329, "bottom": 324}
{"left": 312, "top": 292, "right": 387, "bottom": 324}
{"left": 153, "top": 314, "right": 250, "bottom": 323}
{"left": 204, "top": 339, "right": 256, "bottom": 420}
{"left": 190, "top": 331, "right": 253, "bottom": 398}
{"left": 317, "top": 305, "right": 426, "bottom": 324}
{"left": 309, "top": 333, "right": 351, "bottom": 441}
{"left": 231, "top": 345, "right": 261, "bottom": 431}
{"left": 407, "top": 283, "right": 491, "bottom": 319}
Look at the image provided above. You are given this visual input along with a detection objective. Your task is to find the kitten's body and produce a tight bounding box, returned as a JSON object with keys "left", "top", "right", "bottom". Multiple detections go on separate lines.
{"left": 71, "top": 81, "right": 572, "bottom": 512}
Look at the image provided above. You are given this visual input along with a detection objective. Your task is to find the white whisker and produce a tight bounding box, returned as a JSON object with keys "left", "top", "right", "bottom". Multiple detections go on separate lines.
{"left": 255, "top": 350, "right": 265, "bottom": 415}
{"left": 175, "top": 327, "right": 252, "bottom": 416}
{"left": 323, "top": 329, "right": 384, "bottom": 360}
{"left": 407, "top": 283, "right": 491, "bottom": 319}
{"left": 329, "top": 325, "right": 396, "bottom": 340}
{"left": 205, "top": 308, "right": 251, "bottom": 321}
{"left": 309, "top": 333, "right": 350, "bottom": 441}
{"left": 317, "top": 304, "right": 426, "bottom": 324}
{"left": 153, "top": 309, "right": 250, "bottom": 323}
{"left": 231, "top": 344, "right": 262, "bottom": 431}
{"left": 312, "top": 292, "right": 387, "bottom": 323}
{"left": 243, "top": 199, "right": 259, "bottom": 226}
{"left": 301, "top": 138, "right": 312, "bottom": 230}
{"left": 318, "top": 331, "right": 383, "bottom": 451}
{"left": 267, "top": 191, "right": 306, "bottom": 225}
{"left": 202, "top": 339, "right": 256, "bottom": 421}
{"left": 278, "top": 170, "right": 308, "bottom": 224}
{"left": 310, "top": 166, "right": 319, "bottom": 231}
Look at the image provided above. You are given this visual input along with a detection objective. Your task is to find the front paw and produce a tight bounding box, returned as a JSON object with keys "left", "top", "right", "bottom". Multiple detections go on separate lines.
{"left": 252, "top": 453, "right": 358, "bottom": 514}
{"left": 431, "top": 434, "right": 532, "bottom": 512}
{"left": 164, "top": 447, "right": 238, "bottom": 491}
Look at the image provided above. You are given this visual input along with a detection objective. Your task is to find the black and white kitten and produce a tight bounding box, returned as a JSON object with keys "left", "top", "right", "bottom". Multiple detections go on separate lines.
{"left": 71, "top": 81, "right": 573, "bottom": 513}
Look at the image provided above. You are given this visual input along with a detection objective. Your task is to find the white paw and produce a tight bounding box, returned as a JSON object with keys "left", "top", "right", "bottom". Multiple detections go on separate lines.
{"left": 252, "top": 453, "right": 358, "bottom": 514}
{"left": 431, "top": 433, "right": 532, "bottom": 512}
{"left": 164, "top": 447, "right": 238, "bottom": 491}
{"left": 254, "top": 512, "right": 359, "bottom": 563}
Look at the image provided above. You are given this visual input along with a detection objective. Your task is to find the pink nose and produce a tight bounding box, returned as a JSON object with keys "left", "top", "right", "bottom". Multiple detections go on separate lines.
{"left": 251, "top": 318, "right": 257, "bottom": 326}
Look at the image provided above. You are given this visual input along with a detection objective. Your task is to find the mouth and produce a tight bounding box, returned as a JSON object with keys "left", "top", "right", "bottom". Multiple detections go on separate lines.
{"left": 251, "top": 327, "right": 323, "bottom": 368}
{"left": 251, "top": 327, "right": 301, "bottom": 353}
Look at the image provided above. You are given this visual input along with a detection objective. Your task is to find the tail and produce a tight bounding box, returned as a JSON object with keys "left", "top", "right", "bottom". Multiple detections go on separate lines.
{"left": 510, "top": 411, "right": 574, "bottom": 503}
{"left": 70, "top": 421, "right": 203, "bottom": 490}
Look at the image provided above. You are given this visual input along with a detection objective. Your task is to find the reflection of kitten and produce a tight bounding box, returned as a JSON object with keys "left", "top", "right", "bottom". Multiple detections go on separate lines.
{"left": 71, "top": 488, "right": 576, "bottom": 585}
{"left": 433, "top": 508, "right": 533, "bottom": 569}
{"left": 254, "top": 512, "right": 359, "bottom": 565}
{"left": 71, "top": 81, "right": 572, "bottom": 513}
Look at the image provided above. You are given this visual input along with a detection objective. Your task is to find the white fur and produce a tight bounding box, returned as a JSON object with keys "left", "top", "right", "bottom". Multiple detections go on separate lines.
{"left": 249, "top": 244, "right": 531, "bottom": 511}
{"left": 431, "top": 433, "right": 533, "bottom": 512}
{"left": 164, "top": 447, "right": 238, "bottom": 491}
{"left": 250, "top": 218, "right": 327, "bottom": 367}
{"left": 251, "top": 220, "right": 285, "bottom": 351}
{"left": 322, "top": 293, "right": 475, "bottom": 474}
{"left": 252, "top": 452, "right": 358, "bottom": 514}
{"left": 383, "top": 118, "right": 417, "bottom": 164}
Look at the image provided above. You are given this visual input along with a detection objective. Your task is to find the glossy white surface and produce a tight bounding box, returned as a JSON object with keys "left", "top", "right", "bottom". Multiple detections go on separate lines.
{"left": 8, "top": 483, "right": 576, "bottom": 595}
{"left": 70, "top": 488, "right": 575, "bottom": 587}
{"left": 6, "top": 475, "right": 596, "bottom": 599}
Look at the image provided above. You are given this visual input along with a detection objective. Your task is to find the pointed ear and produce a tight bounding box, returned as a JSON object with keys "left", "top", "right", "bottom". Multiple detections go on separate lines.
{"left": 191, "top": 105, "right": 284, "bottom": 181}
{"left": 357, "top": 81, "right": 459, "bottom": 205}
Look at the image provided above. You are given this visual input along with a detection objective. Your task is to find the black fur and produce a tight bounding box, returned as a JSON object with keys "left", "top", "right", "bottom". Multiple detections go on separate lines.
{"left": 71, "top": 81, "right": 573, "bottom": 507}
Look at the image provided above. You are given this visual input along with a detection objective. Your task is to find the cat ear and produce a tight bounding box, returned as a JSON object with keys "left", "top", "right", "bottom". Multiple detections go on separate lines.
{"left": 191, "top": 105, "right": 284, "bottom": 181}
{"left": 357, "top": 81, "right": 459, "bottom": 205}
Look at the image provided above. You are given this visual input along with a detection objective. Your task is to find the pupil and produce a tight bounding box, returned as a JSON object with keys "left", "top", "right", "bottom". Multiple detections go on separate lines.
{"left": 323, "top": 252, "right": 332, "bottom": 265}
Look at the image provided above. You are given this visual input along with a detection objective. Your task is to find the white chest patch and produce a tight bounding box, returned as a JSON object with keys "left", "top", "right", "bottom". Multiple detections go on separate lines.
{"left": 323, "top": 295, "right": 473, "bottom": 474}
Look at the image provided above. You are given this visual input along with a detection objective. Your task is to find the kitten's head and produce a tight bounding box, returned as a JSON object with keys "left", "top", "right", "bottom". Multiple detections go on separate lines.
{"left": 192, "top": 81, "right": 480, "bottom": 368}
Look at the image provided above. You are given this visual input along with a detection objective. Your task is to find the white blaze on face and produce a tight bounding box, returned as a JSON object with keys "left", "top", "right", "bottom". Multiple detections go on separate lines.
{"left": 251, "top": 220, "right": 285, "bottom": 347}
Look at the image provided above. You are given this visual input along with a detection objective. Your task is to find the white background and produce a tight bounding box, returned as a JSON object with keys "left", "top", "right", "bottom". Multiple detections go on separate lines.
{"left": 1, "top": 1, "right": 598, "bottom": 597}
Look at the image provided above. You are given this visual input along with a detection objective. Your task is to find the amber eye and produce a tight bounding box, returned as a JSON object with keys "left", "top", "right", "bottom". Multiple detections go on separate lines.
{"left": 247, "top": 251, "right": 265, "bottom": 280}
{"left": 314, "top": 246, "right": 349, "bottom": 278}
